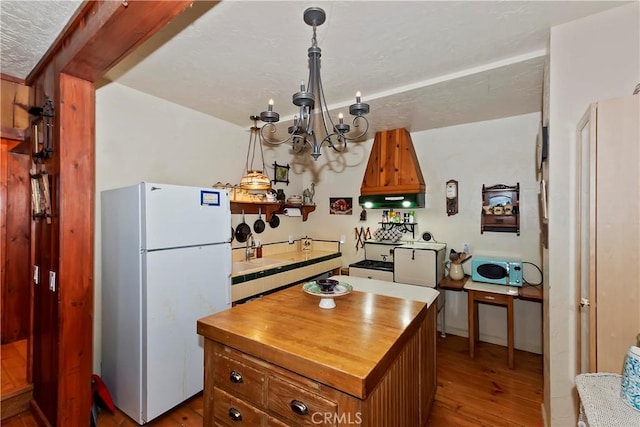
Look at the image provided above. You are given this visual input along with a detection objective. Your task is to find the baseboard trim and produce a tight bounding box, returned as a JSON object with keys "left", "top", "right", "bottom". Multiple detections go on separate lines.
{"left": 1, "top": 384, "right": 33, "bottom": 421}
{"left": 541, "top": 402, "right": 548, "bottom": 427}
{"left": 443, "top": 326, "right": 542, "bottom": 355}
{"left": 30, "top": 398, "right": 53, "bottom": 427}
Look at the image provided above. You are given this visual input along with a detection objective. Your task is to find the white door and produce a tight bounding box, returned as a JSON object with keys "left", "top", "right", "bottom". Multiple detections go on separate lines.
{"left": 576, "top": 104, "right": 597, "bottom": 373}
{"left": 142, "top": 183, "right": 230, "bottom": 250}
{"left": 143, "top": 244, "right": 231, "bottom": 422}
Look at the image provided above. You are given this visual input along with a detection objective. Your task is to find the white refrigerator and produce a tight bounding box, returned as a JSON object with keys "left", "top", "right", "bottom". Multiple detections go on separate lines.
{"left": 101, "top": 182, "right": 231, "bottom": 424}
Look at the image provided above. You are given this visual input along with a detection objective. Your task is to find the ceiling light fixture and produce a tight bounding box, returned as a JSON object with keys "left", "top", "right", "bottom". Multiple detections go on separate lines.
{"left": 239, "top": 116, "right": 272, "bottom": 191}
{"left": 259, "top": 7, "right": 370, "bottom": 161}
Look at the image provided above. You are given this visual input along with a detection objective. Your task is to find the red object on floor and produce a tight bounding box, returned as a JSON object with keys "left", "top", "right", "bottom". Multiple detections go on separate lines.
{"left": 92, "top": 374, "right": 115, "bottom": 412}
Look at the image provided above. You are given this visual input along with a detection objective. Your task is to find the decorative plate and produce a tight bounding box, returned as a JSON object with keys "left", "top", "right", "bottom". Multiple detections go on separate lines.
{"left": 303, "top": 281, "right": 352, "bottom": 297}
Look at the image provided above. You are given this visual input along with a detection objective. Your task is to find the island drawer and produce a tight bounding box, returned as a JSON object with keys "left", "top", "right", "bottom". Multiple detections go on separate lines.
{"left": 213, "top": 354, "right": 266, "bottom": 406}
{"left": 470, "top": 290, "right": 512, "bottom": 305}
{"left": 268, "top": 376, "right": 338, "bottom": 426}
{"left": 214, "top": 387, "right": 267, "bottom": 426}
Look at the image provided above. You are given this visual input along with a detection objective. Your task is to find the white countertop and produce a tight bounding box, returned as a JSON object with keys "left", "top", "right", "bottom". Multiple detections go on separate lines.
{"left": 331, "top": 275, "right": 440, "bottom": 307}
{"left": 364, "top": 239, "right": 447, "bottom": 251}
{"left": 397, "top": 241, "right": 447, "bottom": 251}
{"left": 232, "top": 250, "right": 339, "bottom": 277}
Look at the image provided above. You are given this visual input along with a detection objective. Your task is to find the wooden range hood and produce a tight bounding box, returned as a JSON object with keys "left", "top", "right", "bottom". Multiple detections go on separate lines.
{"left": 359, "top": 128, "right": 426, "bottom": 208}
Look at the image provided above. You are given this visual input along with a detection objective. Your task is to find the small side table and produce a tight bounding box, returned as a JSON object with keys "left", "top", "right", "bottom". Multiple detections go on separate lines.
{"left": 465, "top": 281, "right": 519, "bottom": 369}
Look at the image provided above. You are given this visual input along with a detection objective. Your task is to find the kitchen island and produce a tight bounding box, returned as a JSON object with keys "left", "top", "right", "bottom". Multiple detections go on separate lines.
{"left": 197, "top": 276, "right": 439, "bottom": 426}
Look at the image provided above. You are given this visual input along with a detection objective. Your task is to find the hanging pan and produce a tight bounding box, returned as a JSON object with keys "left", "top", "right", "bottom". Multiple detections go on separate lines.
{"left": 269, "top": 212, "right": 280, "bottom": 229}
{"left": 253, "top": 208, "right": 265, "bottom": 234}
{"left": 235, "top": 210, "right": 251, "bottom": 243}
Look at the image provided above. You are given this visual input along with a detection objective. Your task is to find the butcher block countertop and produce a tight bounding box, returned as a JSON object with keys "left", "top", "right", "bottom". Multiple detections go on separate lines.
{"left": 197, "top": 282, "right": 431, "bottom": 399}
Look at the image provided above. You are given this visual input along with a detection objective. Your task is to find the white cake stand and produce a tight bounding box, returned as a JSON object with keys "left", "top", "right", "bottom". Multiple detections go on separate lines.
{"left": 303, "top": 281, "right": 352, "bottom": 309}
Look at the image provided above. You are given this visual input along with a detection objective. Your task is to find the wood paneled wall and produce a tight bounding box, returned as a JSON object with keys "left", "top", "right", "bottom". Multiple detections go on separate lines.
{"left": 1, "top": 77, "right": 32, "bottom": 345}
{"left": 20, "top": 2, "right": 194, "bottom": 425}
{"left": 0, "top": 141, "right": 31, "bottom": 344}
{"left": 1, "top": 78, "right": 30, "bottom": 129}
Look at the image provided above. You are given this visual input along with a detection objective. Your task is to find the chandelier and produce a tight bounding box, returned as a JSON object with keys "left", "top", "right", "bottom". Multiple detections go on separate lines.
{"left": 239, "top": 116, "right": 271, "bottom": 191}
{"left": 259, "top": 7, "right": 370, "bottom": 161}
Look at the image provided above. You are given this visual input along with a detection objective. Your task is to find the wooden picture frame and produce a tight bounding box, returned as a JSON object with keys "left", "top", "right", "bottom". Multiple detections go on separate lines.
{"left": 329, "top": 197, "right": 353, "bottom": 215}
{"left": 272, "top": 162, "right": 290, "bottom": 185}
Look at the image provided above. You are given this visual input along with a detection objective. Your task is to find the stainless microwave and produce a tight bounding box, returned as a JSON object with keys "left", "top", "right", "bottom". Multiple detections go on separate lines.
{"left": 471, "top": 256, "right": 523, "bottom": 287}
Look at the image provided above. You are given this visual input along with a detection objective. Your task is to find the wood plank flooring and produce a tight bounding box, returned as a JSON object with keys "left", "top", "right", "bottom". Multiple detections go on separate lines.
{"left": 1, "top": 339, "right": 33, "bottom": 421}
{"left": 2, "top": 334, "right": 543, "bottom": 426}
{"left": 1, "top": 339, "right": 28, "bottom": 395}
{"left": 429, "top": 335, "right": 543, "bottom": 426}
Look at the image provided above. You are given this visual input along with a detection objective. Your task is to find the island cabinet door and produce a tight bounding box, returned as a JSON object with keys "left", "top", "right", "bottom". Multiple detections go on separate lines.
{"left": 268, "top": 376, "right": 338, "bottom": 426}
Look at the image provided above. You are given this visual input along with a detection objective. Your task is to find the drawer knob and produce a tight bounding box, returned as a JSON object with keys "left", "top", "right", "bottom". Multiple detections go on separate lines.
{"left": 290, "top": 399, "right": 309, "bottom": 415}
{"left": 229, "top": 370, "right": 243, "bottom": 383}
{"left": 228, "top": 407, "right": 243, "bottom": 422}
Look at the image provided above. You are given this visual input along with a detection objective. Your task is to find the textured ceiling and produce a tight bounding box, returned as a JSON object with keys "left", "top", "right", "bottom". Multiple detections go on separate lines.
{"left": 0, "top": 1, "right": 628, "bottom": 134}
{"left": 0, "top": 0, "right": 83, "bottom": 79}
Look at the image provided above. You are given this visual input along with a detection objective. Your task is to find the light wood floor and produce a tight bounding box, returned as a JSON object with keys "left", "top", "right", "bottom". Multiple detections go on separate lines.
{"left": 3, "top": 334, "right": 543, "bottom": 426}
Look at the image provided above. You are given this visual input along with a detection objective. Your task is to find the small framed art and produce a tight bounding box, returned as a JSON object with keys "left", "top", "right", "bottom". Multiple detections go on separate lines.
{"left": 272, "top": 162, "right": 290, "bottom": 185}
{"left": 329, "top": 197, "right": 353, "bottom": 215}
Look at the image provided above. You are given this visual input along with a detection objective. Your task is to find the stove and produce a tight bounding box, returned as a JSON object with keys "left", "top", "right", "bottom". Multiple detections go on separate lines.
{"left": 348, "top": 241, "right": 403, "bottom": 281}
{"left": 349, "top": 259, "right": 394, "bottom": 272}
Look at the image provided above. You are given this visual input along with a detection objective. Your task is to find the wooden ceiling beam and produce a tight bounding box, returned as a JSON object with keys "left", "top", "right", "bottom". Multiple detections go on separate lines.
{"left": 27, "top": 0, "right": 194, "bottom": 84}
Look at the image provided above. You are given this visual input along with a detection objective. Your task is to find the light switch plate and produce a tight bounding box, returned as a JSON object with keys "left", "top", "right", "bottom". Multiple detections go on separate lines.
{"left": 49, "top": 271, "right": 56, "bottom": 292}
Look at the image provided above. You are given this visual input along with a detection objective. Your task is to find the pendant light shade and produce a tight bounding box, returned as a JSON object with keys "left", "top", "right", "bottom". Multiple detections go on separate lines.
{"left": 240, "top": 116, "right": 272, "bottom": 192}
{"left": 239, "top": 170, "right": 271, "bottom": 191}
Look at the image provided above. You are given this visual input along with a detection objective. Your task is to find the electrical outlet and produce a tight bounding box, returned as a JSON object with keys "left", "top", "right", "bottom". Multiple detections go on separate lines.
{"left": 463, "top": 243, "right": 471, "bottom": 254}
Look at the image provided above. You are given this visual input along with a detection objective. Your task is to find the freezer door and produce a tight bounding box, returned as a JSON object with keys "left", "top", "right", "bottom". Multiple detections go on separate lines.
{"left": 142, "top": 182, "right": 230, "bottom": 250}
{"left": 143, "top": 244, "right": 231, "bottom": 422}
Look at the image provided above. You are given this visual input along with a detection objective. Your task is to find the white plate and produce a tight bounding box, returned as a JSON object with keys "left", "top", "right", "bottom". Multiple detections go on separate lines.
{"left": 303, "top": 281, "right": 352, "bottom": 296}
{"left": 303, "top": 281, "right": 352, "bottom": 309}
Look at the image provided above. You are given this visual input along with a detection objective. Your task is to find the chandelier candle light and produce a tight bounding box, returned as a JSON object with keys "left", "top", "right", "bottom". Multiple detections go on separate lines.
{"left": 259, "top": 7, "right": 370, "bottom": 160}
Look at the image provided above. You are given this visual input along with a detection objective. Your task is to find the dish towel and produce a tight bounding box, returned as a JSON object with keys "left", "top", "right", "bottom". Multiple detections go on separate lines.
{"left": 621, "top": 345, "right": 640, "bottom": 411}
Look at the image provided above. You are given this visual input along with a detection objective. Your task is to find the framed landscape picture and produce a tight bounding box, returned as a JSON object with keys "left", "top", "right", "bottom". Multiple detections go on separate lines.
{"left": 272, "top": 162, "right": 290, "bottom": 185}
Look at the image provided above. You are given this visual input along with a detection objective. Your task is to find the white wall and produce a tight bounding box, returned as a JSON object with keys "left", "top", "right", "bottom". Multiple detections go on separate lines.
{"left": 95, "top": 91, "right": 543, "bottom": 371}
{"left": 413, "top": 113, "right": 543, "bottom": 354}
{"left": 294, "top": 113, "right": 543, "bottom": 353}
{"left": 93, "top": 82, "right": 307, "bottom": 373}
{"left": 547, "top": 3, "right": 639, "bottom": 425}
